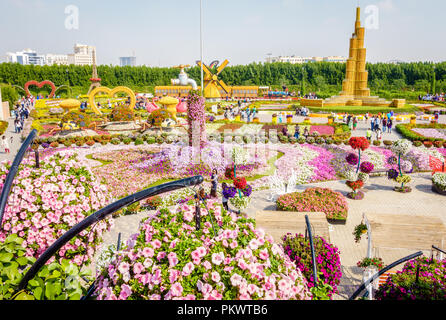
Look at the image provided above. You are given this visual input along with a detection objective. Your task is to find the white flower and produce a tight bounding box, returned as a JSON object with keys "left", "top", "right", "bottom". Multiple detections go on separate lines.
{"left": 391, "top": 139, "right": 412, "bottom": 156}
{"left": 433, "top": 173, "right": 446, "bottom": 191}
{"left": 344, "top": 170, "right": 358, "bottom": 182}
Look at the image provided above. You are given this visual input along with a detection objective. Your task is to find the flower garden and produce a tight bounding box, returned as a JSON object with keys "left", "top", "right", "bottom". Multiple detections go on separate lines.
{"left": 2, "top": 87, "right": 446, "bottom": 302}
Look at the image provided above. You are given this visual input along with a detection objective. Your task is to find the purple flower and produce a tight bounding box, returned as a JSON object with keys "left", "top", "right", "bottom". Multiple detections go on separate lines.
{"left": 241, "top": 185, "right": 252, "bottom": 197}
{"left": 360, "top": 162, "right": 374, "bottom": 174}
{"left": 346, "top": 153, "right": 359, "bottom": 166}
{"left": 387, "top": 169, "right": 399, "bottom": 180}
{"left": 222, "top": 187, "right": 237, "bottom": 199}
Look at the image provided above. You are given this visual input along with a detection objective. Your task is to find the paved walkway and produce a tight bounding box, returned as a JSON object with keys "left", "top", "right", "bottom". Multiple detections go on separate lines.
{"left": 0, "top": 117, "right": 27, "bottom": 163}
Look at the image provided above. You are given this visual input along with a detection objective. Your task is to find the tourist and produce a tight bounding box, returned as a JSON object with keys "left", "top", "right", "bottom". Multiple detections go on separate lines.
{"left": 387, "top": 118, "right": 393, "bottom": 133}
{"left": 382, "top": 117, "right": 387, "bottom": 133}
{"left": 348, "top": 116, "right": 353, "bottom": 131}
{"left": 2, "top": 136, "right": 10, "bottom": 154}
{"left": 374, "top": 116, "right": 381, "bottom": 132}
{"left": 366, "top": 128, "right": 372, "bottom": 142}
{"left": 353, "top": 117, "right": 358, "bottom": 131}
{"left": 221, "top": 182, "right": 229, "bottom": 211}
{"left": 14, "top": 119, "right": 19, "bottom": 133}
{"left": 210, "top": 169, "right": 218, "bottom": 198}
{"left": 278, "top": 113, "right": 283, "bottom": 123}
{"left": 376, "top": 127, "right": 382, "bottom": 141}
{"left": 365, "top": 112, "right": 369, "bottom": 121}
{"left": 370, "top": 116, "right": 375, "bottom": 131}
{"left": 294, "top": 125, "right": 300, "bottom": 139}
{"left": 303, "top": 127, "right": 310, "bottom": 139}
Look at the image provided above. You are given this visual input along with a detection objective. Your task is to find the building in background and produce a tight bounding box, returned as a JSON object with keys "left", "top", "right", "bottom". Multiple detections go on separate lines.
{"left": 6, "top": 49, "right": 46, "bottom": 66}
{"left": 67, "top": 44, "right": 96, "bottom": 66}
{"left": 119, "top": 56, "right": 137, "bottom": 67}
{"left": 45, "top": 54, "right": 69, "bottom": 66}
{"left": 265, "top": 55, "right": 347, "bottom": 64}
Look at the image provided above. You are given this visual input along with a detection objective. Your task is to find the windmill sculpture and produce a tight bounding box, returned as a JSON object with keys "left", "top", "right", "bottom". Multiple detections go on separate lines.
{"left": 196, "top": 59, "right": 231, "bottom": 100}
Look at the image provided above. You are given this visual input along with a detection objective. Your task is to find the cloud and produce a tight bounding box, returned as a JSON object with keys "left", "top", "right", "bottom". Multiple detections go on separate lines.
{"left": 281, "top": 0, "right": 304, "bottom": 9}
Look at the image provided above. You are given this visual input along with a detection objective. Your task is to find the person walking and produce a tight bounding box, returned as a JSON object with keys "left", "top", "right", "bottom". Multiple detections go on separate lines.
{"left": 294, "top": 124, "right": 300, "bottom": 139}
{"left": 376, "top": 127, "right": 382, "bottom": 141}
{"left": 366, "top": 128, "right": 372, "bottom": 142}
{"left": 2, "top": 136, "right": 10, "bottom": 154}
{"left": 382, "top": 117, "right": 388, "bottom": 133}
{"left": 387, "top": 118, "right": 393, "bottom": 134}
{"left": 303, "top": 127, "right": 310, "bottom": 139}
{"left": 353, "top": 117, "right": 358, "bottom": 131}
{"left": 210, "top": 169, "right": 218, "bottom": 198}
{"left": 221, "top": 182, "right": 229, "bottom": 211}
{"left": 348, "top": 116, "right": 353, "bottom": 131}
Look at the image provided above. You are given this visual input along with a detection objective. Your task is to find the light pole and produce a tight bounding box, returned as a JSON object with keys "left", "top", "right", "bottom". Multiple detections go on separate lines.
{"left": 200, "top": 0, "right": 204, "bottom": 96}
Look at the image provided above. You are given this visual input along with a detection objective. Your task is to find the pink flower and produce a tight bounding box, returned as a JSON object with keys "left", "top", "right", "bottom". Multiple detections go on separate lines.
{"left": 182, "top": 262, "right": 195, "bottom": 276}
{"left": 211, "top": 271, "right": 221, "bottom": 282}
{"left": 119, "top": 284, "right": 132, "bottom": 300}
{"left": 133, "top": 262, "right": 144, "bottom": 275}
{"left": 211, "top": 252, "right": 224, "bottom": 265}
{"left": 167, "top": 252, "right": 178, "bottom": 267}
{"left": 141, "top": 247, "right": 154, "bottom": 258}
{"left": 171, "top": 282, "right": 183, "bottom": 297}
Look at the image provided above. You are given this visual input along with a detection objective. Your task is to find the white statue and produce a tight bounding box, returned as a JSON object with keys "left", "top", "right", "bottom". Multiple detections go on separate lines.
{"left": 268, "top": 169, "right": 298, "bottom": 201}
{"left": 171, "top": 65, "right": 198, "bottom": 90}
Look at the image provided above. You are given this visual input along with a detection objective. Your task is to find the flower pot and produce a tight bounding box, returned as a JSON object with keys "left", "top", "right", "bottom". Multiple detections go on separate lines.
{"left": 394, "top": 186, "right": 412, "bottom": 193}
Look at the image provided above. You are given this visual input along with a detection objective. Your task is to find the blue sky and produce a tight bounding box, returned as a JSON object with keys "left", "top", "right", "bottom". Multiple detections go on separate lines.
{"left": 1, "top": 0, "right": 445, "bottom": 66}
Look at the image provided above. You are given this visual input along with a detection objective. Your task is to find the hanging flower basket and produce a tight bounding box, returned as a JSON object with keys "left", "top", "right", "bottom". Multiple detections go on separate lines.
{"left": 347, "top": 191, "right": 365, "bottom": 200}
{"left": 393, "top": 186, "right": 412, "bottom": 193}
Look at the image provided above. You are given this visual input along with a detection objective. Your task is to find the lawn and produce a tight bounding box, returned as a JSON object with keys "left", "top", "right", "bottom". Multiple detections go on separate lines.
{"left": 308, "top": 104, "right": 421, "bottom": 115}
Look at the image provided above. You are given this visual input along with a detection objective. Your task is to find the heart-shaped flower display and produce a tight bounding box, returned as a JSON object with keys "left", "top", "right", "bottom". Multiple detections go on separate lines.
{"left": 24, "top": 80, "right": 56, "bottom": 98}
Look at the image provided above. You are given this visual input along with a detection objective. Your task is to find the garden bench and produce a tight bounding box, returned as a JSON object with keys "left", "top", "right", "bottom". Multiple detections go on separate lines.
{"left": 254, "top": 211, "right": 330, "bottom": 243}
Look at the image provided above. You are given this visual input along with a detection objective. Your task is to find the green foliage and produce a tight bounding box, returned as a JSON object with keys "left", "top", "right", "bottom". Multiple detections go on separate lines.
{"left": 1, "top": 85, "right": 19, "bottom": 110}
{"left": 0, "top": 234, "right": 89, "bottom": 300}
{"left": 310, "top": 280, "right": 333, "bottom": 300}
{"left": 0, "top": 121, "right": 8, "bottom": 135}
{"left": 61, "top": 111, "right": 91, "bottom": 128}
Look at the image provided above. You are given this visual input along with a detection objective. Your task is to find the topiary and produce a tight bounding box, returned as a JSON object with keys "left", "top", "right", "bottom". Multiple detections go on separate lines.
{"left": 61, "top": 111, "right": 91, "bottom": 128}
{"left": 86, "top": 140, "right": 95, "bottom": 147}
{"left": 109, "top": 105, "right": 135, "bottom": 122}
{"left": 282, "top": 233, "right": 341, "bottom": 299}
{"left": 146, "top": 136, "right": 156, "bottom": 144}
{"left": 94, "top": 201, "right": 312, "bottom": 300}
{"left": 75, "top": 141, "right": 84, "bottom": 147}
{"left": 134, "top": 138, "right": 144, "bottom": 146}
{"left": 122, "top": 138, "right": 132, "bottom": 145}
{"left": 413, "top": 141, "right": 423, "bottom": 147}
{"left": 373, "top": 140, "right": 382, "bottom": 146}
{"left": 110, "top": 138, "right": 120, "bottom": 145}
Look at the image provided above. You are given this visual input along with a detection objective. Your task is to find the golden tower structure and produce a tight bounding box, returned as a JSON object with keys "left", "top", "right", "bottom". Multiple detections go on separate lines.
{"left": 340, "top": 7, "right": 370, "bottom": 98}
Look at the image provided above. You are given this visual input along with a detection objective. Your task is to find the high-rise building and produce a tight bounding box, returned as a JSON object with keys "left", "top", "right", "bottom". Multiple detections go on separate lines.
{"left": 6, "top": 49, "right": 46, "bottom": 66}
{"left": 119, "top": 56, "right": 136, "bottom": 67}
{"left": 67, "top": 44, "right": 96, "bottom": 66}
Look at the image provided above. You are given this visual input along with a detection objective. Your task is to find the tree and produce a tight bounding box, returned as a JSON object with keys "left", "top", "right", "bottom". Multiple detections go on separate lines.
{"left": 1, "top": 85, "right": 18, "bottom": 110}
{"left": 431, "top": 72, "right": 436, "bottom": 94}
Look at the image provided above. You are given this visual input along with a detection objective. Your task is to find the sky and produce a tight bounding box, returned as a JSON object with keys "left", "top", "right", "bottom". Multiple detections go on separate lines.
{"left": 0, "top": 0, "right": 445, "bottom": 67}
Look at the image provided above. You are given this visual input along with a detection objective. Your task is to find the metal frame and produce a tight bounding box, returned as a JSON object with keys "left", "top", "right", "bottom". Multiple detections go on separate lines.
{"left": 0, "top": 129, "right": 37, "bottom": 227}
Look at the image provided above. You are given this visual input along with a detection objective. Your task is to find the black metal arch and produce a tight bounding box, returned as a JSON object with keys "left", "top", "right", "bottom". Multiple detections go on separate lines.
{"left": 17, "top": 175, "right": 204, "bottom": 292}
{"left": 0, "top": 129, "right": 37, "bottom": 227}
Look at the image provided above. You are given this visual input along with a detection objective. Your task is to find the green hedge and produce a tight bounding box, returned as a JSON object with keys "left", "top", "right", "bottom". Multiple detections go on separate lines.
{"left": 396, "top": 123, "right": 446, "bottom": 142}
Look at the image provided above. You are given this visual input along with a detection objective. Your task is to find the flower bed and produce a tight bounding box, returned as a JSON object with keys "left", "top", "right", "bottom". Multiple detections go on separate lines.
{"left": 94, "top": 200, "right": 312, "bottom": 300}
{"left": 375, "top": 257, "right": 446, "bottom": 300}
{"left": 276, "top": 188, "right": 348, "bottom": 221}
{"left": 282, "top": 233, "right": 342, "bottom": 298}
{"left": 0, "top": 151, "right": 113, "bottom": 266}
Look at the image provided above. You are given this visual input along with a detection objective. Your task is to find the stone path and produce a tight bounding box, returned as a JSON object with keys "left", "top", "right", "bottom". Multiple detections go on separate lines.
{"left": 0, "top": 117, "right": 27, "bottom": 163}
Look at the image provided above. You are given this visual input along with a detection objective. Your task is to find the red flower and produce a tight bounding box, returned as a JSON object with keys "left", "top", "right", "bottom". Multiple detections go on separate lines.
{"left": 233, "top": 177, "right": 247, "bottom": 190}
{"left": 346, "top": 180, "right": 364, "bottom": 191}
{"left": 349, "top": 137, "right": 370, "bottom": 151}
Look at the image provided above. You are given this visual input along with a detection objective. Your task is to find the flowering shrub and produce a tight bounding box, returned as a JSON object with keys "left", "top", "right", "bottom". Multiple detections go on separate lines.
{"left": 282, "top": 233, "right": 342, "bottom": 298}
{"left": 233, "top": 177, "right": 247, "bottom": 190}
{"left": 433, "top": 172, "right": 446, "bottom": 192}
{"left": 187, "top": 92, "right": 206, "bottom": 148}
{"left": 346, "top": 180, "right": 364, "bottom": 191}
{"left": 94, "top": 201, "right": 312, "bottom": 300}
{"left": 0, "top": 152, "right": 113, "bottom": 266}
{"left": 357, "top": 257, "right": 385, "bottom": 270}
{"left": 375, "top": 257, "right": 446, "bottom": 300}
{"left": 276, "top": 188, "right": 348, "bottom": 221}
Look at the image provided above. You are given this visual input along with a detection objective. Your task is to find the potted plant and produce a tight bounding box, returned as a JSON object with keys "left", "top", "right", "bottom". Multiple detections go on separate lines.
{"left": 390, "top": 139, "right": 413, "bottom": 193}
{"left": 432, "top": 172, "right": 446, "bottom": 196}
{"left": 357, "top": 257, "right": 385, "bottom": 271}
{"left": 353, "top": 223, "right": 368, "bottom": 243}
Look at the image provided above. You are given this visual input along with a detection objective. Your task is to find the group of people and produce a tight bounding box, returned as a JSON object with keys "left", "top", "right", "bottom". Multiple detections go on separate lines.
{"left": 419, "top": 93, "right": 445, "bottom": 102}
{"left": 365, "top": 113, "right": 394, "bottom": 141}
{"left": 344, "top": 115, "right": 359, "bottom": 131}
{"left": 301, "top": 92, "right": 319, "bottom": 100}
{"left": 295, "top": 106, "right": 309, "bottom": 116}
{"left": 13, "top": 98, "right": 32, "bottom": 133}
